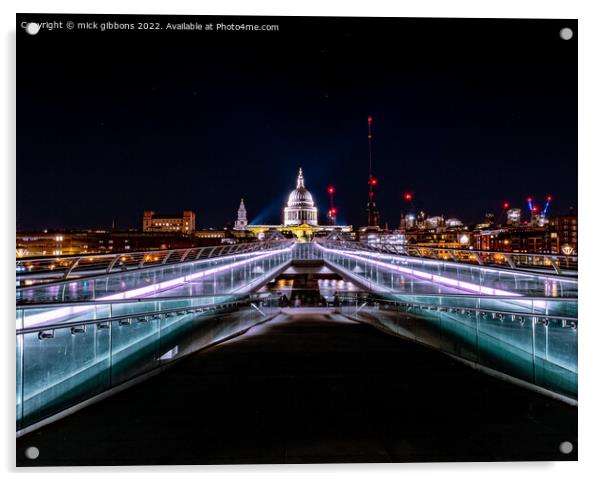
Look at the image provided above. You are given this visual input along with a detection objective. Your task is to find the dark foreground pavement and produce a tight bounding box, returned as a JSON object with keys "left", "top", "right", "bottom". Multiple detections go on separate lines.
{"left": 17, "top": 312, "right": 577, "bottom": 465}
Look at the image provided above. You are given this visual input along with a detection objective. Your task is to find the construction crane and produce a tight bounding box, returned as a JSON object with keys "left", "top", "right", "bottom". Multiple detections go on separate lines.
{"left": 327, "top": 185, "right": 336, "bottom": 225}
{"left": 527, "top": 195, "right": 553, "bottom": 226}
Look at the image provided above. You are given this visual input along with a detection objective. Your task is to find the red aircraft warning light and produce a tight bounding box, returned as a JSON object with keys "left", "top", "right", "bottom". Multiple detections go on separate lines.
{"left": 404, "top": 193, "right": 413, "bottom": 201}
{"left": 547, "top": 195, "right": 552, "bottom": 201}
{"left": 503, "top": 202, "right": 509, "bottom": 209}
{"left": 327, "top": 185, "right": 336, "bottom": 225}
{"left": 370, "top": 178, "right": 378, "bottom": 186}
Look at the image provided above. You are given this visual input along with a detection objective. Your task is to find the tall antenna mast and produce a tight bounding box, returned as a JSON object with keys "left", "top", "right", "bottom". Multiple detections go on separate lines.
{"left": 366, "top": 115, "right": 380, "bottom": 227}
{"left": 368, "top": 115, "right": 373, "bottom": 181}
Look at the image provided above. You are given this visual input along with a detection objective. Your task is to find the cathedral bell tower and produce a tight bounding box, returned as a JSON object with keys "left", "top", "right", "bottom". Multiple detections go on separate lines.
{"left": 234, "top": 198, "right": 248, "bottom": 230}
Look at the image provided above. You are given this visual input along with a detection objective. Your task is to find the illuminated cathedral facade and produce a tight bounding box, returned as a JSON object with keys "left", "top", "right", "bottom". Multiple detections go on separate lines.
{"left": 283, "top": 168, "right": 319, "bottom": 226}
{"left": 240, "top": 167, "right": 352, "bottom": 240}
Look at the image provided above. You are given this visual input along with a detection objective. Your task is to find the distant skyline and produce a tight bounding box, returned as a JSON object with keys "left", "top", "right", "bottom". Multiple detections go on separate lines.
{"left": 17, "top": 15, "right": 577, "bottom": 230}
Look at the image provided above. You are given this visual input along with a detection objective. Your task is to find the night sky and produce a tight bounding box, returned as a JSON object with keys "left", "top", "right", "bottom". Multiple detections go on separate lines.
{"left": 17, "top": 14, "right": 577, "bottom": 230}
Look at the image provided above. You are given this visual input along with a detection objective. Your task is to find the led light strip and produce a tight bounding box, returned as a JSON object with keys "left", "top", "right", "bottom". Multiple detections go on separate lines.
{"left": 316, "top": 244, "right": 519, "bottom": 297}
{"left": 20, "top": 247, "right": 293, "bottom": 328}
{"left": 319, "top": 245, "right": 570, "bottom": 322}
{"left": 323, "top": 243, "right": 578, "bottom": 283}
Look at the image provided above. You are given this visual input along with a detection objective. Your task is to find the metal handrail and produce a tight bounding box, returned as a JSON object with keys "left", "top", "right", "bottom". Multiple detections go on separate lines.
{"left": 319, "top": 239, "right": 578, "bottom": 261}
{"left": 16, "top": 239, "right": 294, "bottom": 282}
{"left": 334, "top": 292, "right": 578, "bottom": 323}
{"left": 404, "top": 244, "right": 577, "bottom": 260}
{"left": 16, "top": 290, "right": 578, "bottom": 311}
{"left": 17, "top": 240, "right": 262, "bottom": 263}
{"left": 317, "top": 239, "right": 578, "bottom": 276}
{"left": 16, "top": 293, "right": 249, "bottom": 310}
{"left": 16, "top": 293, "right": 281, "bottom": 335}
{"left": 17, "top": 301, "right": 241, "bottom": 335}
{"left": 333, "top": 291, "right": 578, "bottom": 301}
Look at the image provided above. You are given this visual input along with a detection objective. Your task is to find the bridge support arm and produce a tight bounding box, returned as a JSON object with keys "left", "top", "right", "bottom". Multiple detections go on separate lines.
{"left": 550, "top": 257, "right": 562, "bottom": 275}
{"left": 106, "top": 255, "right": 120, "bottom": 274}
{"left": 63, "top": 257, "right": 81, "bottom": 278}
{"left": 250, "top": 303, "right": 266, "bottom": 317}
{"left": 161, "top": 252, "right": 173, "bottom": 265}
{"left": 503, "top": 254, "right": 516, "bottom": 270}
{"left": 180, "top": 248, "right": 192, "bottom": 263}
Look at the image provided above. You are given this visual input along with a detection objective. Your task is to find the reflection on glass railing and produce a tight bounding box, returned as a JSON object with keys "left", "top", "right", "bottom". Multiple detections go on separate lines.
{"left": 317, "top": 239, "right": 578, "bottom": 274}
{"left": 319, "top": 244, "right": 578, "bottom": 298}
{"left": 335, "top": 292, "right": 577, "bottom": 400}
{"left": 16, "top": 294, "right": 281, "bottom": 432}
{"left": 17, "top": 240, "right": 295, "bottom": 284}
{"left": 17, "top": 245, "right": 294, "bottom": 304}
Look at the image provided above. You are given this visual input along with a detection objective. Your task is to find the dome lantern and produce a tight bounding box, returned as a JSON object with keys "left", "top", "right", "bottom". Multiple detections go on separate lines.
{"left": 297, "top": 167, "right": 305, "bottom": 188}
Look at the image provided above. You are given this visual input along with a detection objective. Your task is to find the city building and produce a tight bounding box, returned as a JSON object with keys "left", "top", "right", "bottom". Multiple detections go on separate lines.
{"left": 425, "top": 216, "right": 445, "bottom": 229}
{"left": 143, "top": 210, "right": 196, "bottom": 234}
{"left": 472, "top": 227, "right": 559, "bottom": 254}
{"left": 550, "top": 214, "right": 578, "bottom": 254}
{"left": 16, "top": 230, "right": 200, "bottom": 257}
{"left": 531, "top": 212, "right": 549, "bottom": 227}
{"left": 234, "top": 199, "right": 248, "bottom": 230}
{"left": 404, "top": 230, "right": 470, "bottom": 248}
{"left": 359, "top": 230, "right": 407, "bottom": 247}
{"left": 506, "top": 208, "right": 522, "bottom": 226}
{"left": 400, "top": 213, "right": 416, "bottom": 230}
{"left": 475, "top": 213, "right": 495, "bottom": 230}
{"left": 445, "top": 218, "right": 463, "bottom": 228}
{"left": 194, "top": 229, "right": 227, "bottom": 242}
{"left": 16, "top": 232, "right": 91, "bottom": 257}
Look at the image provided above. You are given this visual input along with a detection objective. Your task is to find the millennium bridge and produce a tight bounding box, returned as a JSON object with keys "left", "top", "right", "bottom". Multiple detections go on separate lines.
{"left": 16, "top": 239, "right": 578, "bottom": 464}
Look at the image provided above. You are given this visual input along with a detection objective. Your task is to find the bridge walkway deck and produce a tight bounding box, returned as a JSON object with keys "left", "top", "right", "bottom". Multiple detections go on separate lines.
{"left": 17, "top": 310, "right": 577, "bottom": 465}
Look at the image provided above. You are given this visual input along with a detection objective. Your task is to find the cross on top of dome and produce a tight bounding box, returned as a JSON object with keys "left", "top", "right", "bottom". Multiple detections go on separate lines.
{"left": 288, "top": 168, "right": 314, "bottom": 206}
{"left": 297, "top": 167, "right": 305, "bottom": 189}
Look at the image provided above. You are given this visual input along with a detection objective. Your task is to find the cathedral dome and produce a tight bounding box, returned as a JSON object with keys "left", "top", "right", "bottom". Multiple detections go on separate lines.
{"left": 283, "top": 168, "right": 319, "bottom": 226}
{"left": 287, "top": 185, "right": 314, "bottom": 206}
